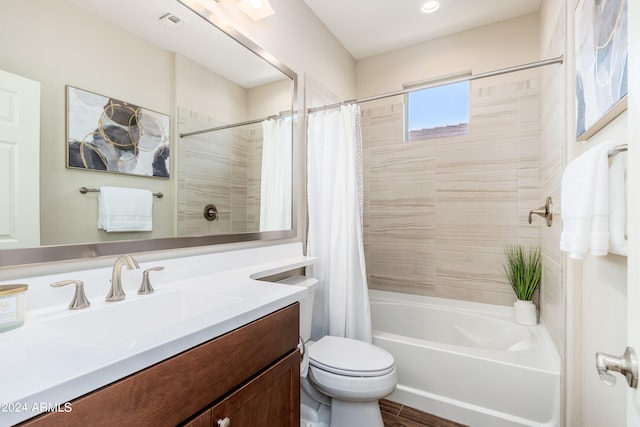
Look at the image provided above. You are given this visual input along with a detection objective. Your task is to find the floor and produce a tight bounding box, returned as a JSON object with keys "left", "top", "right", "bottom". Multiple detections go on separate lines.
{"left": 380, "top": 400, "right": 470, "bottom": 427}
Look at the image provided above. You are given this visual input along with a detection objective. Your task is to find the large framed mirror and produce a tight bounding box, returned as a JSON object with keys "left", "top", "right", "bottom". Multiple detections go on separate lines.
{"left": 0, "top": 0, "right": 297, "bottom": 267}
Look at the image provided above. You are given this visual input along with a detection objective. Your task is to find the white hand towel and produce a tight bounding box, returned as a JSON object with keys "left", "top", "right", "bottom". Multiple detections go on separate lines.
{"left": 560, "top": 139, "right": 619, "bottom": 260}
{"left": 98, "top": 186, "right": 153, "bottom": 232}
{"left": 608, "top": 151, "right": 628, "bottom": 256}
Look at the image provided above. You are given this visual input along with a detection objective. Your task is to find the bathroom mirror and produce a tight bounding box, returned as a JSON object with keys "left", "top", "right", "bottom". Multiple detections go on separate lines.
{"left": 0, "top": 0, "right": 297, "bottom": 267}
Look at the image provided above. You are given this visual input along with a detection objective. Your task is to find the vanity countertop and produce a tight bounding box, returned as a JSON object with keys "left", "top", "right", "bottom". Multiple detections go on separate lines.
{"left": 0, "top": 243, "right": 313, "bottom": 426}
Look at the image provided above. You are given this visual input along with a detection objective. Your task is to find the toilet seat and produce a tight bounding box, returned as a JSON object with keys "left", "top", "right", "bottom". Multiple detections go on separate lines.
{"left": 308, "top": 335, "right": 395, "bottom": 377}
{"left": 309, "top": 363, "right": 397, "bottom": 402}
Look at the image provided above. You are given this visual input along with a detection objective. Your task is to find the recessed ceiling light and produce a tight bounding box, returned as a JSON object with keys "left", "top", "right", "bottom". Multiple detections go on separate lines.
{"left": 421, "top": 0, "right": 440, "bottom": 14}
{"left": 237, "top": 0, "right": 275, "bottom": 20}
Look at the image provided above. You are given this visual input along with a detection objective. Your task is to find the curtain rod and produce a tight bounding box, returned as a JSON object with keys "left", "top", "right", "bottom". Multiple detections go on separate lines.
{"left": 307, "top": 55, "right": 564, "bottom": 114}
{"left": 180, "top": 111, "right": 292, "bottom": 138}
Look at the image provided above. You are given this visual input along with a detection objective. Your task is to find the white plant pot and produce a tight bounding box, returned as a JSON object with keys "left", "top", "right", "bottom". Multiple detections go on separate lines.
{"left": 513, "top": 300, "right": 537, "bottom": 325}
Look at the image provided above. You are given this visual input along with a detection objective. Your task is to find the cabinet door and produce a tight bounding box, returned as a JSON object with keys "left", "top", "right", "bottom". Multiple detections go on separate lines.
{"left": 183, "top": 409, "right": 212, "bottom": 427}
{"left": 211, "top": 351, "right": 300, "bottom": 427}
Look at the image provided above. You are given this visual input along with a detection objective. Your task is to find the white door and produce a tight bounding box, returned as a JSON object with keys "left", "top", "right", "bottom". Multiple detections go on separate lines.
{"left": 627, "top": 1, "right": 640, "bottom": 424}
{"left": 0, "top": 69, "right": 40, "bottom": 249}
{"left": 627, "top": 140, "right": 640, "bottom": 424}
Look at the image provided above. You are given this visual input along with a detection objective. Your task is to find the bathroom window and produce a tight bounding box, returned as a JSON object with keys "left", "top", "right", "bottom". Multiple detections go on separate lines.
{"left": 404, "top": 80, "right": 469, "bottom": 142}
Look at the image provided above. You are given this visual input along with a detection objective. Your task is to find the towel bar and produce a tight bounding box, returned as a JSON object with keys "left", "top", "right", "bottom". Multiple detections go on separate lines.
{"left": 529, "top": 197, "right": 553, "bottom": 226}
{"left": 79, "top": 187, "right": 163, "bottom": 199}
{"left": 608, "top": 144, "right": 628, "bottom": 158}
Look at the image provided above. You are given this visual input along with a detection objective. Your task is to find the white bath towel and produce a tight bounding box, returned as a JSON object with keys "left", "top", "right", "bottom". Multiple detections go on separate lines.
{"left": 608, "top": 151, "right": 628, "bottom": 256}
{"left": 98, "top": 186, "right": 153, "bottom": 232}
{"left": 560, "top": 139, "right": 619, "bottom": 260}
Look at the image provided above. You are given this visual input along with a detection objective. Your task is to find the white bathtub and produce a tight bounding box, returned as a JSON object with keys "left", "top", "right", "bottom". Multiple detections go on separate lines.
{"left": 370, "top": 290, "right": 561, "bottom": 427}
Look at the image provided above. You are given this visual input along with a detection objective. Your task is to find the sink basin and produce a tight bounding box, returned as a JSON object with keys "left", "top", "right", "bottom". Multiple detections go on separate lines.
{"left": 42, "top": 289, "right": 242, "bottom": 347}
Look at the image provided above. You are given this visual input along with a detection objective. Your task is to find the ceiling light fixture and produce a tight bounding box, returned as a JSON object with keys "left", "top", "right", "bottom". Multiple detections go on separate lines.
{"left": 421, "top": 0, "right": 440, "bottom": 14}
{"left": 237, "top": 0, "right": 275, "bottom": 20}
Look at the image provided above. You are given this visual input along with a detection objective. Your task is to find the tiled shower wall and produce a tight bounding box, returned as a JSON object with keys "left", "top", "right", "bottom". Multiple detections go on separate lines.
{"left": 177, "top": 107, "right": 262, "bottom": 236}
{"left": 538, "top": 1, "right": 566, "bottom": 359}
{"left": 362, "top": 77, "right": 541, "bottom": 306}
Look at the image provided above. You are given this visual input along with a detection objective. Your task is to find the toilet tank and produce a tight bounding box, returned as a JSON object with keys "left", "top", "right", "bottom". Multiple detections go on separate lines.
{"left": 277, "top": 276, "right": 318, "bottom": 342}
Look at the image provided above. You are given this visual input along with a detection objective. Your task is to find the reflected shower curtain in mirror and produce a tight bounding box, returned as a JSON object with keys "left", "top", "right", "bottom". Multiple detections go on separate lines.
{"left": 307, "top": 104, "right": 371, "bottom": 343}
{"left": 260, "top": 118, "right": 292, "bottom": 231}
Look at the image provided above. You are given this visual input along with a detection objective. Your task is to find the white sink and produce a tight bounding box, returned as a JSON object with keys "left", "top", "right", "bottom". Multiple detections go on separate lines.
{"left": 42, "top": 289, "right": 242, "bottom": 347}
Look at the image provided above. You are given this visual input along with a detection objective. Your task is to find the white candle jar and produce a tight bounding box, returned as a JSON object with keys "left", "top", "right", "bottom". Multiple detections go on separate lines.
{"left": 0, "top": 284, "right": 28, "bottom": 332}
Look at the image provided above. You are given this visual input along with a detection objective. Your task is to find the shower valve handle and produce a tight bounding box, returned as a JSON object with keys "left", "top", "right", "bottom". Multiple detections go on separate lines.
{"left": 528, "top": 197, "right": 553, "bottom": 226}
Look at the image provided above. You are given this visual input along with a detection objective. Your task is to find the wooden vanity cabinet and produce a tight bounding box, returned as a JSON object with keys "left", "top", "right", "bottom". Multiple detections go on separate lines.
{"left": 20, "top": 303, "right": 300, "bottom": 427}
{"left": 185, "top": 351, "right": 300, "bottom": 427}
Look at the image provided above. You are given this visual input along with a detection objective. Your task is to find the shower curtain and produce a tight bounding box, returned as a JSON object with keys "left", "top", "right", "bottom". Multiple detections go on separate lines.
{"left": 307, "top": 104, "right": 372, "bottom": 343}
{"left": 260, "top": 118, "right": 292, "bottom": 231}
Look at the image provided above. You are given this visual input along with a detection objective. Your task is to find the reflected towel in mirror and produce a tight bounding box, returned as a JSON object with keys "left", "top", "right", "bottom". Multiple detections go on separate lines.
{"left": 98, "top": 186, "right": 153, "bottom": 232}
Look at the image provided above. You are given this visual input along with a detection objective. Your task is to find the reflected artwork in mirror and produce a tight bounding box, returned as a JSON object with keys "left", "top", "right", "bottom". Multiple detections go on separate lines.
{"left": 66, "top": 85, "right": 171, "bottom": 178}
{"left": 0, "top": 0, "right": 297, "bottom": 267}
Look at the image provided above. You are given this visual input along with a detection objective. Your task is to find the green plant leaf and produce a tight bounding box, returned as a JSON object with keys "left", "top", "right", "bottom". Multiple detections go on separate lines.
{"left": 503, "top": 245, "right": 541, "bottom": 301}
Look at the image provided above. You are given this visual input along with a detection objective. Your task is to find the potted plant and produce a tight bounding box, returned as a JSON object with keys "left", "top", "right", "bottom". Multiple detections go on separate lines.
{"left": 503, "top": 244, "right": 541, "bottom": 325}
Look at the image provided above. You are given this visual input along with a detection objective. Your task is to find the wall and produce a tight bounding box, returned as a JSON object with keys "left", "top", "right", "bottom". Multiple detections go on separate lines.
{"left": 537, "top": 0, "right": 570, "bottom": 424}
{"left": 177, "top": 108, "right": 262, "bottom": 236}
{"left": 355, "top": 14, "right": 542, "bottom": 306}
{"left": 538, "top": 0, "right": 566, "bottom": 373}
{"left": 174, "top": 54, "right": 262, "bottom": 238}
{"left": 555, "top": 0, "right": 630, "bottom": 425}
{"left": 568, "top": 115, "right": 628, "bottom": 427}
{"left": 361, "top": 77, "right": 540, "bottom": 305}
{"left": 573, "top": 114, "right": 628, "bottom": 427}
{"left": 209, "top": 0, "right": 356, "bottom": 103}
{"left": 355, "top": 13, "right": 540, "bottom": 98}
{"left": 175, "top": 54, "right": 250, "bottom": 126}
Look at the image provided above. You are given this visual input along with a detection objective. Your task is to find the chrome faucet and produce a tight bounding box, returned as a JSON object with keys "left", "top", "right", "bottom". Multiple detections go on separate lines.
{"left": 51, "top": 280, "right": 91, "bottom": 310}
{"left": 106, "top": 254, "right": 140, "bottom": 302}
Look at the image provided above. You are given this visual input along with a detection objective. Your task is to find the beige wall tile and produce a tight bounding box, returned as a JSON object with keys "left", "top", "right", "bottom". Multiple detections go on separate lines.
{"left": 362, "top": 78, "right": 541, "bottom": 307}
{"left": 368, "top": 241, "right": 436, "bottom": 284}
{"left": 539, "top": 58, "right": 565, "bottom": 358}
{"left": 177, "top": 108, "right": 262, "bottom": 236}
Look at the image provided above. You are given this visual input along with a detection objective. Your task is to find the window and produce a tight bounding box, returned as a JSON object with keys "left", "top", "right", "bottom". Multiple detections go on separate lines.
{"left": 405, "top": 80, "right": 469, "bottom": 142}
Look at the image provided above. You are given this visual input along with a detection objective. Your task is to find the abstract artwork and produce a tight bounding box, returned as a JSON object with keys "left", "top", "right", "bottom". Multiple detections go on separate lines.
{"left": 575, "top": 0, "right": 627, "bottom": 140}
{"left": 66, "top": 86, "right": 170, "bottom": 178}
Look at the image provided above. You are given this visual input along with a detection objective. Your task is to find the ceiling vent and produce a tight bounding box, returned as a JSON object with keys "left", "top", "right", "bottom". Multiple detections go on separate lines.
{"left": 158, "top": 12, "right": 185, "bottom": 29}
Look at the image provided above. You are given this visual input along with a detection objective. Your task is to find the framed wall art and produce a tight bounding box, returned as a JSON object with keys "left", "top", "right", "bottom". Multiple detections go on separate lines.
{"left": 575, "top": 0, "right": 628, "bottom": 141}
{"left": 66, "top": 86, "right": 170, "bottom": 178}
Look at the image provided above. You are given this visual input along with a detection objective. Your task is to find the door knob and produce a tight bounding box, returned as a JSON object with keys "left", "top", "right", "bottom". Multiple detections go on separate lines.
{"left": 595, "top": 347, "right": 638, "bottom": 388}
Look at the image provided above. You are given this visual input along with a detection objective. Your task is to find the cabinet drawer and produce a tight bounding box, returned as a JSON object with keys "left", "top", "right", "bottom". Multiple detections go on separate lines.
{"left": 20, "top": 303, "right": 299, "bottom": 427}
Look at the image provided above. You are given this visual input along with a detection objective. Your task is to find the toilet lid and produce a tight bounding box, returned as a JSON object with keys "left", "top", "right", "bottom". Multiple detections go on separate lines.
{"left": 308, "top": 336, "right": 395, "bottom": 377}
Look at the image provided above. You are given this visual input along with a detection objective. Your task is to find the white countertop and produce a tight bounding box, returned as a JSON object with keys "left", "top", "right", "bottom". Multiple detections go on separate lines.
{"left": 0, "top": 243, "right": 314, "bottom": 426}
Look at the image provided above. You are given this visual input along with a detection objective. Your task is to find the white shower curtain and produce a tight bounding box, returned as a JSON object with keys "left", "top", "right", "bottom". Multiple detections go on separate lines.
{"left": 307, "top": 104, "right": 372, "bottom": 343}
{"left": 260, "top": 118, "right": 292, "bottom": 231}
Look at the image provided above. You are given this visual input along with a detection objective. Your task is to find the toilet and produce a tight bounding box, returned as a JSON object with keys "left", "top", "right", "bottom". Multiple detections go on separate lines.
{"left": 279, "top": 276, "right": 397, "bottom": 427}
